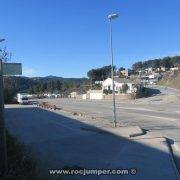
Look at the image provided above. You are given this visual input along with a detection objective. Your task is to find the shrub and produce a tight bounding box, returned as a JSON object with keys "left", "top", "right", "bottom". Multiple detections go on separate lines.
{"left": 0, "top": 130, "right": 40, "bottom": 180}
{"left": 4, "top": 89, "right": 15, "bottom": 104}
{"left": 103, "top": 89, "right": 108, "bottom": 95}
{"left": 122, "top": 84, "right": 129, "bottom": 93}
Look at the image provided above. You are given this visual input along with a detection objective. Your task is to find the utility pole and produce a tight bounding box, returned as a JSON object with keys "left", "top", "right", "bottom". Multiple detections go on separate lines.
{"left": 0, "top": 59, "right": 8, "bottom": 176}
{"left": 0, "top": 38, "right": 21, "bottom": 177}
{"left": 108, "top": 13, "right": 119, "bottom": 127}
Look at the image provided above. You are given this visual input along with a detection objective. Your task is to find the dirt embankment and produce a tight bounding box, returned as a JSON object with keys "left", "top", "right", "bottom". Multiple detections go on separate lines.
{"left": 159, "top": 71, "right": 180, "bottom": 90}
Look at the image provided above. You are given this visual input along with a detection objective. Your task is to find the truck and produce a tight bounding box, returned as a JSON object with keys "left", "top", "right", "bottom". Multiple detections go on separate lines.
{"left": 17, "top": 93, "right": 29, "bottom": 105}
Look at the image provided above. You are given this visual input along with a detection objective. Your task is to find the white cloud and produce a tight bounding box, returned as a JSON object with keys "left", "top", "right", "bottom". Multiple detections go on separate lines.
{"left": 23, "top": 67, "right": 38, "bottom": 77}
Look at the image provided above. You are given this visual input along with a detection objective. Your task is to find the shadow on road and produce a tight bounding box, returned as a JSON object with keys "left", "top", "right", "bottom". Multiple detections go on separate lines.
{"left": 5, "top": 106, "right": 180, "bottom": 180}
{"left": 145, "top": 87, "right": 161, "bottom": 97}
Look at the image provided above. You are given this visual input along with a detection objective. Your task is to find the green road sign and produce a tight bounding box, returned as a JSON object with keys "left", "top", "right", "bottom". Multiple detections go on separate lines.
{"left": 2, "top": 63, "right": 22, "bottom": 75}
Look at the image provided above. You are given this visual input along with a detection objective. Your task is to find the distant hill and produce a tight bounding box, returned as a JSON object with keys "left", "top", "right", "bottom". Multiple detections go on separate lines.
{"left": 4, "top": 76, "right": 89, "bottom": 103}
{"left": 4, "top": 76, "right": 88, "bottom": 92}
{"left": 30, "top": 75, "right": 88, "bottom": 83}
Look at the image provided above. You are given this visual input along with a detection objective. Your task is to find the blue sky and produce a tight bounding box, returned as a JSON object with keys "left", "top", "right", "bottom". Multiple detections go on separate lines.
{"left": 0, "top": 0, "right": 180, "bottom": 77}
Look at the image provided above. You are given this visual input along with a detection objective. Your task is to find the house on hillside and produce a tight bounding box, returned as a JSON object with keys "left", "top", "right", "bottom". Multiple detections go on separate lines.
{"left": 148, "top": 73, "right": 162, "bottom": 84}
{"left": 94, "top": 81, "right": 103, "bottom": 85}
{"left": 157, "top": 66, "right": 167, "bottom": 72}
{"left": 144, "top": 67, "right": 154, "bottom": 74}
{"left": 148, "top": 73, "right": 161, "bottom": 79}
{"left": 120, "top": 69, "right": 132, "bottom": 77}
{"left": 102, "top": 77, "right": 141, "bottom": 94}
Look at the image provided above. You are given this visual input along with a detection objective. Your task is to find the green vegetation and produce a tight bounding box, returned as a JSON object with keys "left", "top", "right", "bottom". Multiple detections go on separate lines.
{"left": 4, "top": 76, "right": 89, "bottom": 102}
{"left": 87, "top": 65, "right": 129, "bottom": 82}
{"left": 87, "top": 56, "right": 180, "bottom": 82}
{"left": 1, "top": 130, "right": 40, "bottom": 180}
{"left": 4, "top": 89, "right": 16, "bottom": 104}
{"left": 103, "top": 89, "right": 112, "bottom": 95}
{"left": 3, "top": 55, "right": 180, "bottom": 102}
{"left": 121, "top": 84, "right": 129, "bottom": 93}
{"left": 87, "top": 65, "right": 112, "bottom": 82}
{"left": 132, "top": 56, "right": 180, "bottom": 72}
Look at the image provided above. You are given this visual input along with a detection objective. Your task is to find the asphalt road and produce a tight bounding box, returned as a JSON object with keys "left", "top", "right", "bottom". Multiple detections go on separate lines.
{"left": 36, "top": 86, "right": 180, "bottom": 143}
{"left": 4, "top": 85, "right": 180, "bottom": 179}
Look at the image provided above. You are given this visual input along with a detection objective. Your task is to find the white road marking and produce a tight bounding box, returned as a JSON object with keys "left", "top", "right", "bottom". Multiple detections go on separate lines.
{"left": 118, "top": 106, "right": 180, "bottom": 115}
{"left": 117, "top": 106, "right": 157, "bottom": 112}
{"left": 124, "top": 111, "right": 180, "bottom": 122}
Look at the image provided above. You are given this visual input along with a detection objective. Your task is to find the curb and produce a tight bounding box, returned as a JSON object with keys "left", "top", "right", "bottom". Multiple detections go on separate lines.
{"left": 166, "top": 138, "right": 180, "bottom": 179}
{"left": 100, "top": 125, "right": 144, "bottom": 138}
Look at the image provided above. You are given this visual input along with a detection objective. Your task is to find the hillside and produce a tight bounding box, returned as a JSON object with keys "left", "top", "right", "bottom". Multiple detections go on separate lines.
{"left": 4, "top": 76, "right": 89, "bottom": 92}
{"left": 132, "top": 56, "right": 180, "bottom": 72}
{"left": 159, "top": 71, "right": 180, "bottom": 90}
{"left": 4, "top": 76, "right": 89, "bottom": 103}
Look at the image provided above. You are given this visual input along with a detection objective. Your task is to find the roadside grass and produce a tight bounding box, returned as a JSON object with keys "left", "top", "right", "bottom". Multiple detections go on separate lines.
{"left": 1, "top": 130, "right": 41, "bottom": 180}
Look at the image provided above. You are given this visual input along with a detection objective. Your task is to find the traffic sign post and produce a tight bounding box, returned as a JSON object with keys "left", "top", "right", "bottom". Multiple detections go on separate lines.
{"left": 0, "top": 60, "right": 7, "bottom": 176}
{"left": 0, "top": 61, "right": 22, "bottom": 177}
{"left": 3, "top": 63, "right": 22, "bottom": 76}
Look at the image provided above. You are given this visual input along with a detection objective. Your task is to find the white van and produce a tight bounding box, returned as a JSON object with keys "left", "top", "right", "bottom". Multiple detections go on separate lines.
{"left": 17, "top": 93, "right": 29, "bottom": 105}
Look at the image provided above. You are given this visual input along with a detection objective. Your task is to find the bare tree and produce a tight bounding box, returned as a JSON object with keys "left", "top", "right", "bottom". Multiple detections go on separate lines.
{"left": 0, "top": 47, "right": 11, "bottom": 62}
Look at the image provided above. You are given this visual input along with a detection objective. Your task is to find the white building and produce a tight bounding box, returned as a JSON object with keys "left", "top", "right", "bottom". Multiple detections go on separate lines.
{"left": 94, "top": 81, "right": 103, "bottom": 85}
{"left": 148, "top": 73, "right": 162, "bottom": 84}
{"left": 147, "top": 67, "right": 154, "bottom": 73}
{"left": 102, "top": 77, "right": 138, "bottom": 94}
{"left": 87, "top": 90, "right": 103, "bottom": 100}
{"left": 170, "top": 67, "right": 179, "bottom": 71}
{"left": 70, "top": 92, "right": 77, "bottom": 98}
{"left": 120, "top": 69, "right": 132, "bottom": 77}
{"left": 159, "top": 67, "right": 167, "bottom": 72}
{"left": 82, "top": 94, "right": 87, "bottom": 100}
{"left": 149, "top": 73, "right": 161, "bottom": 79}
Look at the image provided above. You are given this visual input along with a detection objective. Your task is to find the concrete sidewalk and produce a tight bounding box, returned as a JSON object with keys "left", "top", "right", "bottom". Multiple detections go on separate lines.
{"left": 58, "top": 125, "right": 180, "bottom": 180}
{"left": 61, "top": 136, "right": 180, "bottom": 180}
{"left": 61, "top": 126, "right": 180, "bottom": 180}
{"left": 97, "top": 127, "right": 180, "bottom": 180}
{"left": 98, "top": 137, "right": 180, "bottom": 180}
{"left": 5, "top": 105, "right": 180, "bottom": 180}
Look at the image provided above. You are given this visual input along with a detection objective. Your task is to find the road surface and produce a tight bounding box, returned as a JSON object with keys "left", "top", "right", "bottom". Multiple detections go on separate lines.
{"left": 5, "top": 85, "right": 180, "bottom": 179}
{"left": 36, "top": 85, "right": 180, "bottom": 143}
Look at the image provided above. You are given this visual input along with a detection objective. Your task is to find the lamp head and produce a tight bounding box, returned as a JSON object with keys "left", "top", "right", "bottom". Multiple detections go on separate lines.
{"left": 108, "top": 13, "right": 119, "bottom": 20}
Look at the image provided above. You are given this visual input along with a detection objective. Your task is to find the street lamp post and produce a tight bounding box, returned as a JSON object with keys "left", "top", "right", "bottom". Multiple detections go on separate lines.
{"left": 108, "top": 13, "right": 118, "bottom": 127}
{"left": 0, "top": 38, "right": 8, "bottom": 176}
